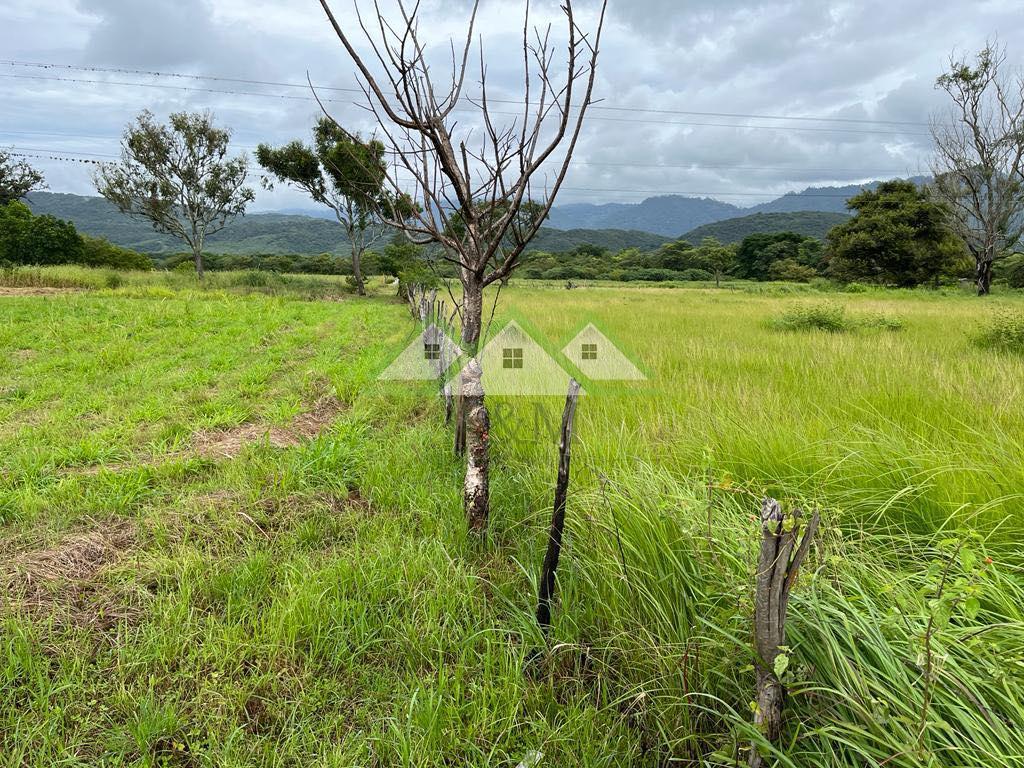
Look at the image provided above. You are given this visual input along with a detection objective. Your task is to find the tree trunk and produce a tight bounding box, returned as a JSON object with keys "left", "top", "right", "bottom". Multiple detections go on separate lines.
{"left": 351, "top": 246, "right": 366, "bottom": 296}
{"left": 455, "top": 276, "right": 485, "bottom": 457}
{"left": 536, "top": 379, "right": 581, "bottom": 633}
{"left": 461, "top": 358, "right": 489, "bottom": 535}
{"left": 977, "top": 257, "right": 993, "bottom": 296}
{"left": 193, "top": 244, "right": 205, "bottom": 280}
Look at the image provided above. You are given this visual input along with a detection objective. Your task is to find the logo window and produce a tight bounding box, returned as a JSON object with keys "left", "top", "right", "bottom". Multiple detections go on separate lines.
{"left": 581, "top": 342, "right": 598, "bottom": 360}
{"left": 502, "top": 347, "right": 523, "bottom": 369}
{"left": 423, "top": 342, "right": 441, "bottom": 360}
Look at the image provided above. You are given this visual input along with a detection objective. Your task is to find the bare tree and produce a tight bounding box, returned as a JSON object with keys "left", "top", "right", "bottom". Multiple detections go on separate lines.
{"left": 315, "top": 0, "right": 607, "bottom": 349}
{"left": 316, "top": 0, "right": 606, "bottom": 534}
{"left": 931, "top": 43, "right": 1024, "bottom": 295}
{"left": 95, "top": 110, "right": 254, "bottom": 279}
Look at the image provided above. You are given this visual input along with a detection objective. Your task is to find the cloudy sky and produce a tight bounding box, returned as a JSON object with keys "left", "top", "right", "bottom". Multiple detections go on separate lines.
{"left": 1, "top": 0, "right": 1021, "bottom": 211}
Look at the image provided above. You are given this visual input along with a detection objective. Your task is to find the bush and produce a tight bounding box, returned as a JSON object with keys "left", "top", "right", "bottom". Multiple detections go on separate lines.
{"left": 768, "top": 258, "right": 817, "bottom": 283}
{"left": 840, "top": 281, "right": 870, "bottom": 293}
{"left": 999, "top": 253, "right": 1024, "bottom": 289}
{"left": 773, "top": 302, "right": 851, "bottom": 332}
{"left": 81, "top": 236, "right": 153, "bottom": 270}
{"left": 860, "top": 312, "right": 905, "bottom": 331}
{"left": 977, "top": 310, "right": 1024, "bottom": 353}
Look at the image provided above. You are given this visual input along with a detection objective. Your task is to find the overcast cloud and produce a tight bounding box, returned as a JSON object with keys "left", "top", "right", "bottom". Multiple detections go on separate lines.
{"left": 1, "top": 0, "right": 1021, "bottom": 211}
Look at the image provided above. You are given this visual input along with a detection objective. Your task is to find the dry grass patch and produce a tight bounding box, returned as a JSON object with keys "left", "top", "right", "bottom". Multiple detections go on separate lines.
{"left": 1, "top": 521, "right": 141, "bottom": 630}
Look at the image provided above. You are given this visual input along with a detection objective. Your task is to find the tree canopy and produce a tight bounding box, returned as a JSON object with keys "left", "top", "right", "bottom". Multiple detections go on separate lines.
{"left": 95, "top": 110, "right": 253, "bottom": 278}
{"left": 825, "top": 180, "right": 967, "bottom": 286}
{"left": 0, "top": 150, "right": 46, "bottom": 206}
{"left": 256, "top": 118, "right": 412, "bottom": 295}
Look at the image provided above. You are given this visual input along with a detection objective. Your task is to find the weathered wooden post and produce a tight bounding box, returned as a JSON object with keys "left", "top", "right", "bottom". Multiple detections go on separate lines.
{"left": 536, "top": 378, "right": 581, "bottom": 633}
{"left": 749, "top": 498, "right": 819, "bottom": 768}
{"left": 462, "top": 358, "right": 489, "bottom": 534}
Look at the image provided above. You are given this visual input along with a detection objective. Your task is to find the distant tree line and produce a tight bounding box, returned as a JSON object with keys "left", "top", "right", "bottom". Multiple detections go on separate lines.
{"left": 0, "top": 200, "right": 153, "bottom": 270}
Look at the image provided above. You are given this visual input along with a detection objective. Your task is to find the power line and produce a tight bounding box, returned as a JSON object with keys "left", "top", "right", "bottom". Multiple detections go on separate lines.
{"left": 1, "top": 59, "right": 931, "bottom": 128}
{"left": 12, "top": 151, "right": 880, "bottom": 200}
{"left": 0, "top": 72, "right": 933, "bottom": 137}
{"left": 0, "top": 131, "right": 922, "bottom": 175}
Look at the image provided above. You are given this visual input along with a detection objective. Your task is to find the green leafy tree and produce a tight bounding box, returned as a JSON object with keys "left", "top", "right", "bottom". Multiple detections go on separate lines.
{"left": 768, "top": 258, "right": 817, "bottom": 282}
{"left": 734, "top": 232, "right": 814, "bottom": 280}
{"left": 257, "top": 118, "right": 411, "bottom": 295}
{"left": 695, "top": 236, "right": 735, "bottom": 287}
{"left": 0, "top": 201, "right": 84, "bottom": 265}
{"left": 94, "top": 110, "right": 254, "bottom": 279}
{"left": 378, "top": 238, "right": 435, "bottom": 294}
{"left": 0, "top": 150, "right": 46, "bottom": 205}
{"left": 826, "top": 180, "right": 967, "bottom": 287}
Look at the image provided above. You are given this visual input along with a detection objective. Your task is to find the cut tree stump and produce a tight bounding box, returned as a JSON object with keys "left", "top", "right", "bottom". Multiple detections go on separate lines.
{"left": 749, "top": 497, "right": 819, "bottom": 768}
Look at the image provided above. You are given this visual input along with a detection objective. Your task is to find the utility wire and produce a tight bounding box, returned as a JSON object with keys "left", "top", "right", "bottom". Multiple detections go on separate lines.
{"left": 1, "top": 59, "right": 931, "bottom": 127}
{"left": 0, "top": 72, "right": 933, "bottom": 137}
{"left": 0, "top": 130, "right": 922, "bottom": 175}
{"left": 11, "top": 149, "right": 880, "bottom": 198}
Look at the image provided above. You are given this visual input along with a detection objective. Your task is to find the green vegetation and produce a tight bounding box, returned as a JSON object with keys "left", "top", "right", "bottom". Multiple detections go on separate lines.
{"left": 26, "top": 192, "right": 672, "bottom": 258}
{"left": 826, "top": 180, "right": 968, "bottom": 287}
{"left": 94, "top": 110, "right": 255, "bottom": 278}
{"left": 771, "top": 300, "right": 905, "bottom": 332}
{"left": 682, "top": 211, "right": 850, "bottom": 244}
{"left": 2, "top": 271, "right": 1023, "bottom": 766}
{"left": 0, "top": 201, "right": 152, "bottom": 270}
{"left": 977, "top": 308, "right": 1024, "bottom": 354}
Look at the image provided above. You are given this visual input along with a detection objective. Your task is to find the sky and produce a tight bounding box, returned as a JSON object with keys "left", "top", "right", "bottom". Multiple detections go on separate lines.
{"left": 1, "top": 0, "right": 1021, "bottom": 212}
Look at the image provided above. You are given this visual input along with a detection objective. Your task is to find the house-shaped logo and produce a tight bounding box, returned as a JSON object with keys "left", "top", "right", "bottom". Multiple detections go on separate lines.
{"left": 378, "top": 324, "right": 462, "bottom": 380}
{"left": 561, "top": 323, "right": 646, "bottom": 380}
{"left": 450, "top": 320, "right": 580, "bottom": 396}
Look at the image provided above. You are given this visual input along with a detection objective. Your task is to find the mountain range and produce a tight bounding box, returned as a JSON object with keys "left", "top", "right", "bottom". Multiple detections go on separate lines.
{"left": 22, "top": 177, "right": 925, "bottom": 255}
{"left": 545, "top": 176, "right": 929, "bottom": 237}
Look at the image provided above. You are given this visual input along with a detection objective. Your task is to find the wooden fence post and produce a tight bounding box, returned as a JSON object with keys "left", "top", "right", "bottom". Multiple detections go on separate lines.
{"left": 749, "top": 498, "right": 819, "bottom": 767}
{"left": 535, "top": 378, "right": 581, "bottom": 633}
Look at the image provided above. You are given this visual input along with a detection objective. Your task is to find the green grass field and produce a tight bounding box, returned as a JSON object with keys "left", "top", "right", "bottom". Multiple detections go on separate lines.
{"left": 2, "top": 268, "right": 1023, "bottom": 767}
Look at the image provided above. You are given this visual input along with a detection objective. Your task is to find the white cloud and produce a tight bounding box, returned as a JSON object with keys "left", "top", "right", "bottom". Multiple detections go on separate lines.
{"left": 0, "top": 0, "right": 1020, "bottom": 210}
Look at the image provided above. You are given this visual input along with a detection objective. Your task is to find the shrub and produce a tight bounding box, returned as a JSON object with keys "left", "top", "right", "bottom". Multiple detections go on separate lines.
{"left": 999, "top": 253, "right": 1024, "bottom": 289}
{"left": 860, "top": 313, "right": 905, "bottom": 331}
{"left": 81, "top": 236, "right": 153, "bottom": 270}
{"left": 977, "top": 310, "right": 1024, "bottom": 353}
{"left": 768, "top": 258, "right": 817, "bottom": 283}
{"left": 841, "top": 281, "right": 870, "bottom": 293}
{"left": 773, "top": 302, "right": 851, "bottom": 332}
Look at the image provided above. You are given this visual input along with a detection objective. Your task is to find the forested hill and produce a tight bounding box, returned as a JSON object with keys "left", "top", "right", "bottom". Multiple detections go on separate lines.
{"left": 544, "top": 177, "right": 930, "bottom": 235}
{"left": 24, "top": 192, "right": 670, "bottom": 255}
{"left": 682, "top": 211, "right": 851, "bottom": 244}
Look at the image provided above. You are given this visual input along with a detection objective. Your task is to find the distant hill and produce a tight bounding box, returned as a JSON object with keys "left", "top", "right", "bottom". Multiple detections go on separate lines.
{"left": 546, "top": 195, "right": 742, "bottom": 237}
{"left": 681, "top": 211, "right": 851, "bottom": 244}
{"left": 527, "top": 228, "right": 670, "bottom": 252}
{"left": 23, "top": 192, "right": 669, "bottom": 256}
{"left": 546, "top": 177, "right": 930, "bottom": 235}
{"left": 746, "top": 177, "right": 929, "bottom": 215}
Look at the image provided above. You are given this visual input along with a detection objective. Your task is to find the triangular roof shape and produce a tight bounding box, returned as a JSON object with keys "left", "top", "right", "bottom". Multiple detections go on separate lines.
{"left": 450, "top": 320, "right": 580, "bottom": 397}
{"left": 561, "top": 323, "right": 646, "bottom": 381}
{"left": 378, "top": 324, "right": 462, "bottom": 380}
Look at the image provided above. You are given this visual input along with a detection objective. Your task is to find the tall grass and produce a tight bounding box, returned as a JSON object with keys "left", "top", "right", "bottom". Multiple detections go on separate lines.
{"left": 2, "top": 272, "right": 1023, "bottom": 765}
